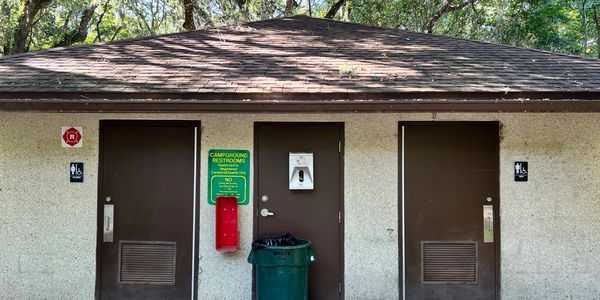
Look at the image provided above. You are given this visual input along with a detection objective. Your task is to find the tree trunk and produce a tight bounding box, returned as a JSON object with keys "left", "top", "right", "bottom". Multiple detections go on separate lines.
{"left": 325, "top": 0, "right": 346, "bottom": 19}
{"left": 284, "top": 0, "right": 295, "bottom": 16}
{"left": 582, "top": 0, "right": 589, "bottom": 54}
{"left": 593, "top": 6, "right": 600, "bottom": 58}
{"left": 55, "top": 5, "right": 98, "bottom": 47}
{"left": 421, "top": 0, "right": 475, "bottom": 33}
{"left": 182, "top": 0, "right": 195, "bottom": 31}
{"left": 8, "top": 0, "right": 53, "bottom": 55}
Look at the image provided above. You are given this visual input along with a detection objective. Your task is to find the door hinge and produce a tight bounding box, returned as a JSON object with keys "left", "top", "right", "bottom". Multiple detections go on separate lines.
{"left": 338, "top": 211, "right": 342, "bottom": 223}
{"left": 339, "top": 283, "right": 342, "bottom": 294}
{"left": 338, "top": 140, "right": 341, "bottom": 153}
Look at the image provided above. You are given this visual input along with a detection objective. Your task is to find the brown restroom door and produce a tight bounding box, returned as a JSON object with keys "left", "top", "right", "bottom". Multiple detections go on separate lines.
{"left": 402, "top": 122, "right": 499, "bottom": 300}
{"left": 98, "top": 121, "right": 199, "bottom": 299}
{"left": 255, "top": 123, "right": 343, "bottom": 299}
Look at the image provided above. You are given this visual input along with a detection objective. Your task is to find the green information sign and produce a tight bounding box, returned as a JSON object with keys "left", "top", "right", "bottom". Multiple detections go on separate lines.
{"left": 208, "top": 149, "right": 250, "bottom": 205}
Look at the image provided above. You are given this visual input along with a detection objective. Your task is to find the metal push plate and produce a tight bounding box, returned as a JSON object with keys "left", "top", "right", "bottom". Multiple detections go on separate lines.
{"left": 483, "top": 205, "right": 493, "bottom": 243}
{"left": 104, "top": 204, "right": 114, "bottom": 242}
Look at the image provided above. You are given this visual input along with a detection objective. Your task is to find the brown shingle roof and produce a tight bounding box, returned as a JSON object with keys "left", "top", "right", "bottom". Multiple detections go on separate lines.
{"left": 2, "top": 15, "right": 600, "bottom": 96}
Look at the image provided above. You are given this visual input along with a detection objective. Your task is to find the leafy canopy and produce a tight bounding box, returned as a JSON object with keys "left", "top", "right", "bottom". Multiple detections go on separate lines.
{"left": 1, "top": 0, "right": 599, "bottom": 58}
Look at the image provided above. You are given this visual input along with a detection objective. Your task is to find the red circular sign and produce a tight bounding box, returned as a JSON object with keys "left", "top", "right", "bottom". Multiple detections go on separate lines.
{"left": 63, "top": 127, "right": 82, "bottom": 146}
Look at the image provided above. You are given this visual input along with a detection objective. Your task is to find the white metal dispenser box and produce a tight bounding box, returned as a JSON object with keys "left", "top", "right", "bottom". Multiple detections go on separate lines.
{"left": 289, "top": 152, "right": 314, "bottom": 190}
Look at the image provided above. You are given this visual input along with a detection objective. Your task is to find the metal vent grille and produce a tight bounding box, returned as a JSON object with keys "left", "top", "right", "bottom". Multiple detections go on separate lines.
{"left": 119, "top": 241, "right": 176, "bottom": 285}
{"left": 422, "top": 241, "right": 477, "bottom": 284}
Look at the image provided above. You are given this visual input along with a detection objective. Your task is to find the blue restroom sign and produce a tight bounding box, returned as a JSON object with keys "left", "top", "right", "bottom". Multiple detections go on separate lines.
{"left": 514, "top": 161, "right": 528, "bottom": 182}
{"left": 70, "top": 162, "right": 84, "bottom": 182}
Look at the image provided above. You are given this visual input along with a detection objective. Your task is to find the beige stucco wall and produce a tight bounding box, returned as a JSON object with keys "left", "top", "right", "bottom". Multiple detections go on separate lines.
{"left": 0, "top": 112, "right": 599, "bottom": 299}
{"left": 498, "top": 114, "right": 600, "bottom": 299}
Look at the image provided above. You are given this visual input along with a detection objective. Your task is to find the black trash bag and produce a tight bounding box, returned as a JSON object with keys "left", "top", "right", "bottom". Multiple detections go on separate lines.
{"left": 253, "top": 233, "right": 299, "bottom": 249}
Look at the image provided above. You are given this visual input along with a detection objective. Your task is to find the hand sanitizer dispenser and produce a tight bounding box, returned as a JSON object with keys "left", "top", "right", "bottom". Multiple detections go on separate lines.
{"left": 289, "top": 152, "right": 314, "bottom": 190}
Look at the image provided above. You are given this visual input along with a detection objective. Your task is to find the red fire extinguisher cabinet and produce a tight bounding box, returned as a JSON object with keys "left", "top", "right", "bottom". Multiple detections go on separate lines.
{"left": 216, "top": 196, "right": 240, "bottom": 253}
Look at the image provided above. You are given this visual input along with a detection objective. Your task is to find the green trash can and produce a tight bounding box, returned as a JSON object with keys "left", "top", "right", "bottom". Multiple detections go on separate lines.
{"left": 248, "top": 239, "right": 317, "bottom": 300}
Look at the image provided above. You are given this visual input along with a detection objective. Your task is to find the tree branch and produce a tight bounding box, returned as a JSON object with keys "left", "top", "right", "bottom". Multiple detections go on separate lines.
{"left": 130, "top": 0, "right": 154, "bottom": 35}
{"left": 59, "top": 10, "right": 73, "bottom": 36}
{"left": 94, "top": 0, "right": 111, "bottom": 43}
{"left": 421, "top": 0, "right": 477, "bottom": 33}
{"left": 325, "top": 0, "right": 346, "bottom": 19}
{"left": 110, "top": 26, "right": 123, "bottom": 41}
{"left": 193, "top": 2, "right": 213, "bottom": 27}
{"left": 55, "top": 4, "right": 98, "bottom": 47}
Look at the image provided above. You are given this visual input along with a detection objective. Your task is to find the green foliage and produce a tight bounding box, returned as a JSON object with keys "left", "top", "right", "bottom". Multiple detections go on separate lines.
{"left": 0, "top": 0, "right": 23, "bottom": 53}
{"left": 346, "top": 0, "right": 600, "bottom": 58}
{"left": 1, "top": 0, "right": 600, "bottom": 58}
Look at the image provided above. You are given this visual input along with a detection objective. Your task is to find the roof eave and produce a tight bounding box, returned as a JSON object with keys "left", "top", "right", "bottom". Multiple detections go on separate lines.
{"left": 2, "top": 91, "right": 600, "bottom": 112}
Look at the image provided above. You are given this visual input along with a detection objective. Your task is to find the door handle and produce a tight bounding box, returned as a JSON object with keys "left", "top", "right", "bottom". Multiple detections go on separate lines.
{"left": 103, "top": 204, "right": 114, "bottom": 242}
{"left": 260, "top": 208, "right": 275, "bottom": 217}
{"left": 483, "top": 205, "right": 493, "bottom": 243}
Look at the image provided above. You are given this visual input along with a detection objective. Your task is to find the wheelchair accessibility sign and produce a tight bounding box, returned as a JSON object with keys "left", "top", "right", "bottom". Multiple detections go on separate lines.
{"left": 514, "top": 161, "right": 528, "bottom": 182}
{"left": 70, "top": 162, "right": 84, "bottom": 183}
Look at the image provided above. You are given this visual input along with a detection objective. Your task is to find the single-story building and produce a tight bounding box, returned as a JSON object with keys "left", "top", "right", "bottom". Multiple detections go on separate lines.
{"left": 1, "top": 15, "right": 600, "bottom": 299}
